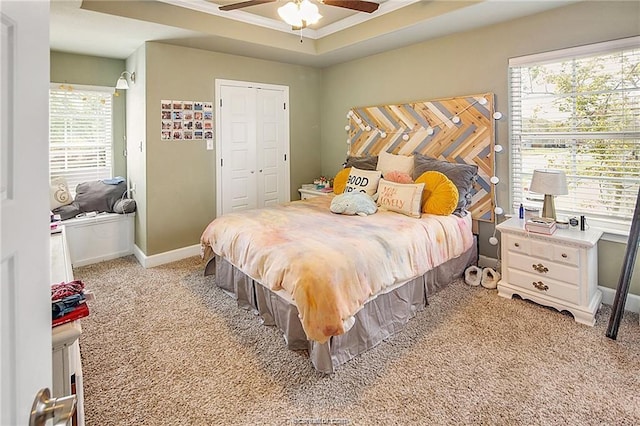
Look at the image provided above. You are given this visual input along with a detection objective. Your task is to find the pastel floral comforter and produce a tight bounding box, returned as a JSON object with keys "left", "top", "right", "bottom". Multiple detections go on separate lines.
{"left": 200, "top": 196, "right": 474, "bottom": 344}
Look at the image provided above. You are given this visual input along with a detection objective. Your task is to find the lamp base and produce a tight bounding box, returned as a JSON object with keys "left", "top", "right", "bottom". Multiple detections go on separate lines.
{"left": 541, "top": 195, "right": 556, "bottom": 221}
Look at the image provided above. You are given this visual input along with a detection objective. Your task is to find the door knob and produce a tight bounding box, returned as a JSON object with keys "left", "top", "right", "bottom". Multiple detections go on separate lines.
{"left": 30, "top": 388, "right": 76, "bottom": 426}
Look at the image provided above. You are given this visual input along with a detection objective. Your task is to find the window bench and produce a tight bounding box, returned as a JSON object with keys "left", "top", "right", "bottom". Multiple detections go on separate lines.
{"left": 62, "top": 212, "right": 135, "bottom": 267}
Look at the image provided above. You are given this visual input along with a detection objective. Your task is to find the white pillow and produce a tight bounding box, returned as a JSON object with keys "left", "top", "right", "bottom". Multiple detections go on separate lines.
{"left": 344, "top": 167, "right": 382, "bottom": 197}
{"left": 376, "top": 151, "right": 414, "bottom": 177}
{"left": 50, "top": 177, "right": 73, "bottom": 210}
{"left": 377, "top": 179, "right": 425, "bottom": 218}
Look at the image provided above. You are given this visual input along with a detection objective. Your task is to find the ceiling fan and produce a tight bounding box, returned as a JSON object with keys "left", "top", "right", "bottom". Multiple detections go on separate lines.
{"left": 218, "top": 0, "right": 379, "bottom": 29}
{"left": 218, "top": 1, "right": 380, "bottom": 14}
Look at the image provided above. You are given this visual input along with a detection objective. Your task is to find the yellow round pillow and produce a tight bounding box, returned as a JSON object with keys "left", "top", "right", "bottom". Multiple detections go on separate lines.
{"left": 415, "top": 171, "right": 459, "bottom": 215}
{"left": 333, "top": 167, "right": 351, "bottom": 194}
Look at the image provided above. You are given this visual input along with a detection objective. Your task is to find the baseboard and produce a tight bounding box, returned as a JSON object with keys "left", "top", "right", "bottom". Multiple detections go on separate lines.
{"left": 479, "top": 255, "right": 639, "bottom": 314}
{"left": 479, "top": 255, "right": 500, "bottom": 270}
{"left": 72, "top": 250, "right": 133, "bottom": 268}
{"left": 600, "top": 286, "right": 640, "bottom": 314}
{"left": 133, "top": 244, "right": 201, "bottom": 268}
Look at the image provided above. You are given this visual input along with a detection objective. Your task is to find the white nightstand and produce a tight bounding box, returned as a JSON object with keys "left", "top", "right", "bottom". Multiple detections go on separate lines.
{"left": 298, "top": 186, "right": 332, "bottom": 200}
{"left": 496, "top": 217, "right": 603, "bottom": 326}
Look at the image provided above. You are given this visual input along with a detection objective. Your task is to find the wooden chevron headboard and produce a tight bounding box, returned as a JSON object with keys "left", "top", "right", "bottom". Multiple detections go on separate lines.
{"left": 347, "top": 93, "right": 496, "bottom": 222}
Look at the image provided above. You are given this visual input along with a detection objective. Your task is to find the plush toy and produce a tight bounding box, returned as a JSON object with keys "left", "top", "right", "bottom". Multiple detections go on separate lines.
{"left": 330, "top": 192, "right": 377, "bottom": 217}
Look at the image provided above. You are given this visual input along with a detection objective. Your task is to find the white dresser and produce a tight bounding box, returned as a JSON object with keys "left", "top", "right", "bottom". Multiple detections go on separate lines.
{"left": 496, "top": 217, "right": 603, "bottom": 326}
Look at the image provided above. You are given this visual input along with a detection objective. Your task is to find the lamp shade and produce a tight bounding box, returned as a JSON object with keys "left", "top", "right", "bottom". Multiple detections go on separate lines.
{"left": 115, "top": 71, "right": 135, "bottom": 90}
{"left": 115, "top": 76, "right": 129, "bottom": 90}
{"left": 529, "top": 169, "right": 568, "bottom": 196}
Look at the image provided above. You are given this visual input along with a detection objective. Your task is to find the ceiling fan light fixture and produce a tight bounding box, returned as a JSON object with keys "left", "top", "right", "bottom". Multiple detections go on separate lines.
{"left": 299, "top": 0, "right": 322, "bottom": 25}
{"left": 278, "top": 0, "right": 322, "bottom": 27}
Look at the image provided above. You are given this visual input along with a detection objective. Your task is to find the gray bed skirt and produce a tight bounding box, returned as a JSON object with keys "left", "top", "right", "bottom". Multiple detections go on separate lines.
{"left": 204, "top": 240, "right": 477, "bottom": 373}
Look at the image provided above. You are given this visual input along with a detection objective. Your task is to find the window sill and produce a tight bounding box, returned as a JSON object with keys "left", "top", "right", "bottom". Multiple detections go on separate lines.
{"left": 597, "top": 228, "right": 632, "bottom": 244}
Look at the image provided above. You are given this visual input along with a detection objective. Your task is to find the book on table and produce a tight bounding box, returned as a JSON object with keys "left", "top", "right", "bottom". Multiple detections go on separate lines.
{"left": 525, "top": 217, "right": 557, "bottom": 235}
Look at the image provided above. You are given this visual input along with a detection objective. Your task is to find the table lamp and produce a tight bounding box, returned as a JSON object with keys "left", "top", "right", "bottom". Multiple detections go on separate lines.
{"left": 529, "top": 169, "right": 568, "bottom": 220}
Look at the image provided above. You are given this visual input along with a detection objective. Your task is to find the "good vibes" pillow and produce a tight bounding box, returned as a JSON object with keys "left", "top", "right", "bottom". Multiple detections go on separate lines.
{"left": 344, "top": 167, "right": 382, "bottom": 197}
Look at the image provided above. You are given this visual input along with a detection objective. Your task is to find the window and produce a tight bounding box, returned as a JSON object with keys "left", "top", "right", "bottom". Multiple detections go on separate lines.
{"left": 509, "top": 37, "right": 640, "bottom": 235}
{"left": 49, "top": 84, "right": 114, "bottom": 195}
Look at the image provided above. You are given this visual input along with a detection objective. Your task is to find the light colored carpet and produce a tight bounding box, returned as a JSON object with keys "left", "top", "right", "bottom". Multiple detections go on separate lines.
{"left": 75, "top": 255, "right": 640, "bottom": 425}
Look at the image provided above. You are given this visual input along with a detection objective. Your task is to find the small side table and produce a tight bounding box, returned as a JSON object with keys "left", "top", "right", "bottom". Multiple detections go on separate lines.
{"left": 298, "top": 186, "right": 332, "bottom": 200}
{"left": 496, "top": 217, "right": 603, "bottom": 326}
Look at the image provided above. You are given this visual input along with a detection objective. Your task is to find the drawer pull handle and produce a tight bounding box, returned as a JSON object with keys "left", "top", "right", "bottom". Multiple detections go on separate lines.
{"left": 532, "top": 281, "right": 549, "bottom": 291}
{"left": 514, "top": 243, "right": 520, "bottom": 248}
{"left": 532, "top": 263, "right": 548, "bottom": 273}
{"left": 561, "top": 253, "right": 568, "bottom": 258}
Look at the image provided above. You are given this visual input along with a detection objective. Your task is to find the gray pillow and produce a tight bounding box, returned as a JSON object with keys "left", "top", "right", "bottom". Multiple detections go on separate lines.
{"left": 344, "top": 155, "right": 378, "bottom": 171}
{"left": 413, "top": 154, "right": 478, "bottom": 211}
{"left": 113, "top": 198, "right": 137, "bottom": 214}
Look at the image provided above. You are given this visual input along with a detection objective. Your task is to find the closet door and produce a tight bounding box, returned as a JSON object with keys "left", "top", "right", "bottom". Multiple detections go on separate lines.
{"left": 256, "top": 88, "right": 286, "bottom": 208}
{"left": 219, "top": 85, "right": 257, "bottom": 214}
{"left": 216, "top": 80, "right": 290, "bottom": 217}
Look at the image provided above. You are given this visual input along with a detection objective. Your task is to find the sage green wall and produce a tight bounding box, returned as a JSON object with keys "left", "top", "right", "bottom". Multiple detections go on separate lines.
{"left": 140, "top": 42, "right": 322, "bottom": 255}
{"left": 319, "top": 0, "right": 640, "bottom": 294}
{"left": 50, "top": 51, "right": 127, "bottom": 179}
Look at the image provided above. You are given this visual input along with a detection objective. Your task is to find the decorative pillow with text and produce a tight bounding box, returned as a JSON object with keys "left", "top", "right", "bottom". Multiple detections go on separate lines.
{"left": 376, "top": 179, "right": 424, "bottom": 218}
{"left": 344, "top": 167, "right": 382, "bottom": 197}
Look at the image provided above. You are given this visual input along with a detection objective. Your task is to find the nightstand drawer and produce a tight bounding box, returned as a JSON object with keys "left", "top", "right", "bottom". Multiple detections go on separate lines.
{"left": 552, "top": 245, "right": 580, "bottom": 266}
{"left": 506, "top": 235, "right": 530, "bottom": 255}
{"left": 508, "top": 268, "right": 579, "bottom": 305}
{"left": 509, "top": 252, "right": 579, "bottom": 285}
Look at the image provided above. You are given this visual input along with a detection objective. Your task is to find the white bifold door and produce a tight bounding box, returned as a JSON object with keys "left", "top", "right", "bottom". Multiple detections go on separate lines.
{"left": 216, "top": 80, "right": 290, "bottom": 216}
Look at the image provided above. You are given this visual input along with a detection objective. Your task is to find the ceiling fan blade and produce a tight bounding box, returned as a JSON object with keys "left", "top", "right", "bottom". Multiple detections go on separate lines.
{"left": 218, "top": 0, "right": 277, "bottom": 12}
{"left": 322, "top": 0, "right": 380, "bottom": 13}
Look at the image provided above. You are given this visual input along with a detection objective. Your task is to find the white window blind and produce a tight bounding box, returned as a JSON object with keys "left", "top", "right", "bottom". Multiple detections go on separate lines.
{"left": 49, "top": 84, "right": 114, "bottom": 194}
{"left": 509, "top": 37, "right": 640, "bottom": 234}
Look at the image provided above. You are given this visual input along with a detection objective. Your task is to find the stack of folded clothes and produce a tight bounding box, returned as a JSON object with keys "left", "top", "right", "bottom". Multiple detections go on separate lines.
{"left": 51, "top": 280, "right": 90, "bottom": 327}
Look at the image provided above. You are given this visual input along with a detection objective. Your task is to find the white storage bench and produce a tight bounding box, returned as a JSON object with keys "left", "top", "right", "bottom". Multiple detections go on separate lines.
{"left": 62, "top": 212, "right": 134, "bottom": 267}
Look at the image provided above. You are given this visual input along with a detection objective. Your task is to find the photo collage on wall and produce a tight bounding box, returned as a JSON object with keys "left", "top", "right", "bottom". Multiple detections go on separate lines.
{"left": 161, "top": 100, "right": 214, "bottom": 141}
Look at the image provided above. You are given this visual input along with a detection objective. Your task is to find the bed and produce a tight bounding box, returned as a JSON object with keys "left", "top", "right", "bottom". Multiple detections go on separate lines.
{"left": 200, "top": 93, "right": 495, "bottom": 373}
{"left": 201, "top": 195, "right": 477, "bottom": 373}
